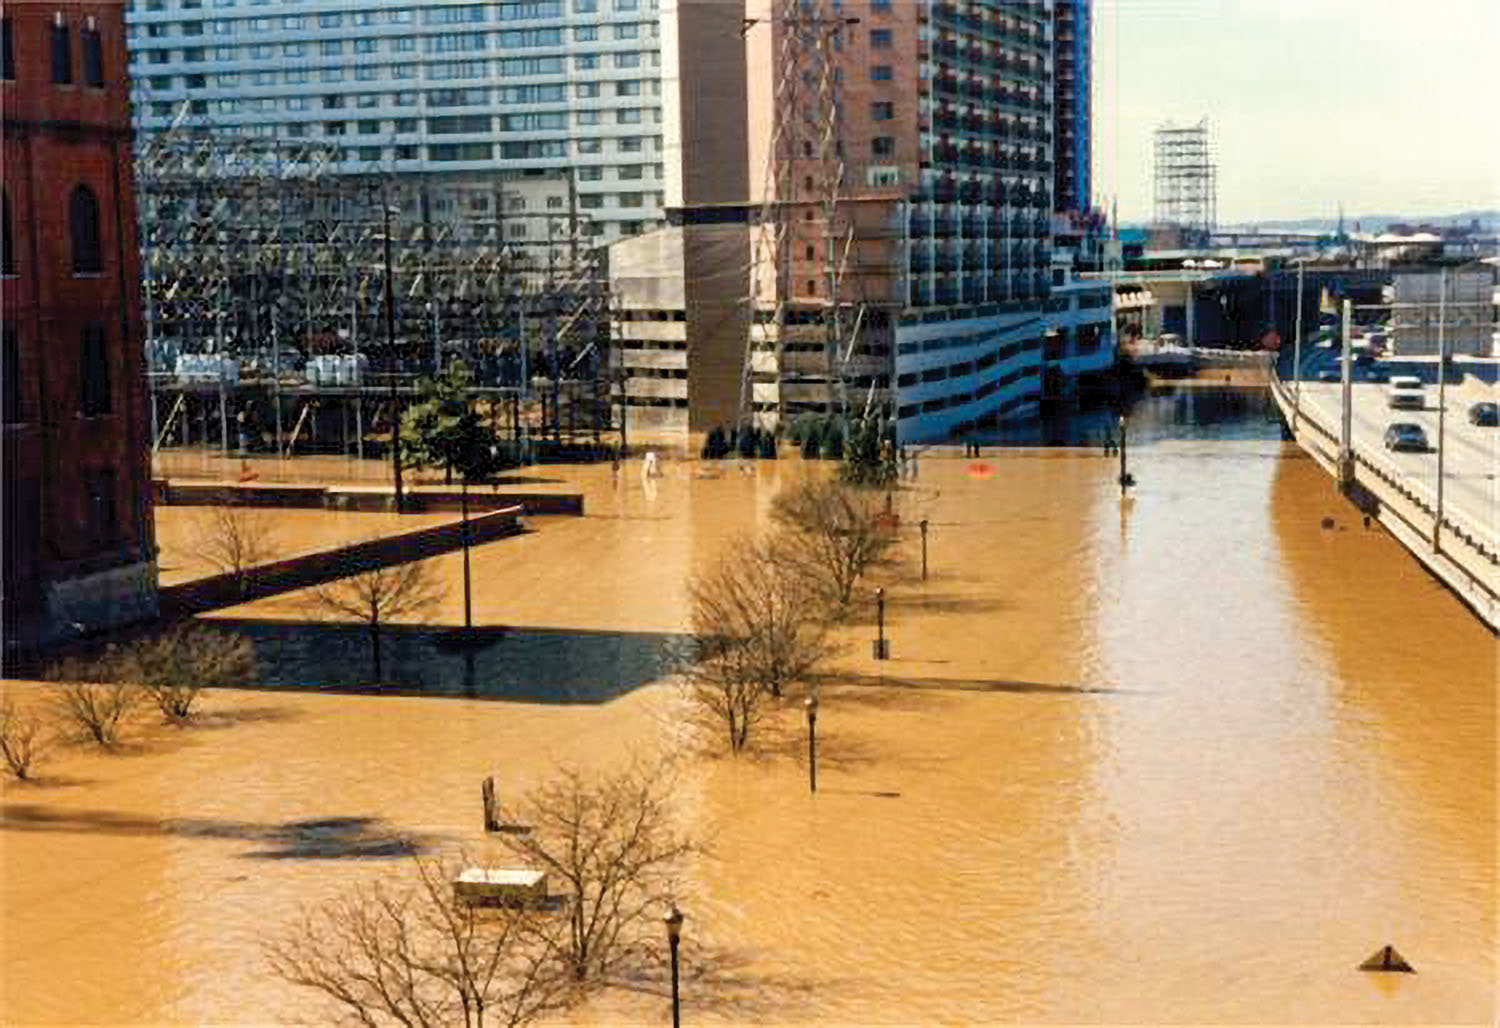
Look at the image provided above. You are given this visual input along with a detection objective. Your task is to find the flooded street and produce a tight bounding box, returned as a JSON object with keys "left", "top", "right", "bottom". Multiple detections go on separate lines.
{"left": 3, "top": 390, "right": 1494, "bottom": 1024}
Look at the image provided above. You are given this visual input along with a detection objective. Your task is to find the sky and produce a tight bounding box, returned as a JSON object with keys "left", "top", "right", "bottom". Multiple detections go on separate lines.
{"left": 1092, "top": 0, "right": 1500, "bottom": 225}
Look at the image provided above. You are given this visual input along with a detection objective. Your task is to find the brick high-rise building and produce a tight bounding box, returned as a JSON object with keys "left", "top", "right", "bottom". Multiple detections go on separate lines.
{"left": 3, "top": 1, "right": 158, "bottom": 656}
{"left": 611, "top": 0, "right": 1112, "bottom": 441}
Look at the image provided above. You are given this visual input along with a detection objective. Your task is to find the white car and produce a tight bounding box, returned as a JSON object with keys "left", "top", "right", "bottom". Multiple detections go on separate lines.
{"left": 1387, "top": 376, "right": 1424, "bottom": 410}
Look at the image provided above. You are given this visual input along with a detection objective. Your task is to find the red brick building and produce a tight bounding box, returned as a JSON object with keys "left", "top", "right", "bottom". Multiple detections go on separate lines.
{"left": 3, "top": 1, "right": 156, "bottom": 657}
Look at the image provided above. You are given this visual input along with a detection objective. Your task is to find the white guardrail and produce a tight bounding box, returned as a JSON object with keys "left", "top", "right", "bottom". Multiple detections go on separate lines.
{"left": 1269, "top": 369, "right": 1499, "bottom": 630}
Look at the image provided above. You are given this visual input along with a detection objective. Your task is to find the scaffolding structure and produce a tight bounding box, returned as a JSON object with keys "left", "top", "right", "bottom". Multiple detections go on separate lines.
{"left": 1153, "top": 118, "right": 1217, "bottom": 238}
{"left": 134, "top": 127, "right": 613, "bottom": 469}
{"left": 740, "top": 1, "right": 874, "bottom": 431}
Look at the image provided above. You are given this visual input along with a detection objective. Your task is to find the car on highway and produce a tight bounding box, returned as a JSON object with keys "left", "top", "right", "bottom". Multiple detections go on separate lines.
{"left": 1383, "top": 423, "right": 1430, "bottom": 452}
{"left": 1387, "top": 376, "right": 1425, "bottom": 410}
{"left": 1469, "top": 401, "right": 1499, "bottom": 427}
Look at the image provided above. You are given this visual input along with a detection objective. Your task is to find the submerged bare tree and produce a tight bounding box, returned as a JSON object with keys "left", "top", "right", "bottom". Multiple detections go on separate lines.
{"left": 44, "top": 624, "right": 255, "bottom": 724}
{"left": 46, "top": 675, "right": 140, "bottom": 747}
{"left": 769, "top": 478, "right": 900, "bottom": 614}
{"left": 309, "top": 559, "right": 443, "bottom": 682}
{"left": 0, "top": 697, "right": 49, "bottom": 780}
{"left": 684, "top": 535, "right": 833, "bottom": 752}
{"left": 492, "top": 760, "right": 693, "bottom": 983}
{"left": 116, "top": 623, "right": 257, "bottom": 722}
{"left": 267, "top": 855, "right": 570, "bottom": 1028}
{"left": 192, "top": 504, "right": 279, "bottom": 590}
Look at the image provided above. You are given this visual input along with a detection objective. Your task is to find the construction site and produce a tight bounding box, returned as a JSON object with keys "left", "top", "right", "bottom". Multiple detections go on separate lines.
{"left": 136, "top": 128, "right": 618, "bottom": 480}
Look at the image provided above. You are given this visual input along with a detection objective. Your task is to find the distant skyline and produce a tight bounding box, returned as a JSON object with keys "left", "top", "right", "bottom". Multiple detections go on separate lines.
{"left": 1093, "top": 0, "right": 1500, "bottom": 225}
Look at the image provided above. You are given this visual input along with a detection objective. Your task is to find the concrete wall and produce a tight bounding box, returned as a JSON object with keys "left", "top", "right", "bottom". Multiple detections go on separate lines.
{"left": 160, "top": 506, "right": 524, "bottom": 616}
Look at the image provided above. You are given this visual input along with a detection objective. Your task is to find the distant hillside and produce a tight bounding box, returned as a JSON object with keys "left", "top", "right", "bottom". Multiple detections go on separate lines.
{"left": 1224, "top": 210, "right": 1499, "bottom": 234}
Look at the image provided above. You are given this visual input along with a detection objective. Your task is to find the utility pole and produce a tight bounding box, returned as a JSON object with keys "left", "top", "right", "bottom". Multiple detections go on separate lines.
{"left": 383, "top": 191, "right": 404, "bottom": 513}
{"left": 1292, "top": 261, "right": 1304, "bottom": 431}
{"left": 1338, "top": 298, "right": 1353, "bottom": 491}
{"left": 1432, "top": 270, "right": 1448, "bottom": 553}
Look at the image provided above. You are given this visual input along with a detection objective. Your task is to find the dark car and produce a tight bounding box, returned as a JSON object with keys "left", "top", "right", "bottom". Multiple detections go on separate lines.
{"left": 1384, "top": 423, "right": 1429, "bottom": 452}
{"left": 1469, "top": 401, "right": 1499, "bottom": 427}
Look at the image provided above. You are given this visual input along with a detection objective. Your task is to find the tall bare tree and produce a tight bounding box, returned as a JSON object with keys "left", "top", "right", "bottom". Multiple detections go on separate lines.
{"left": 0, "top": 697, "right": 49, "bottom": 780}
{"left": 685, "top": 535, "right": 834, "bottom": 752}
{"left": 191, "top": 504, "right": 279, "bottom": 591}
{"left": 492, "top": 760, "right": 693, "bottom": 983}
{"left": 769, "top": 478, "right": 900, "bottom": 613}
{"left": 310, "top": 559, "right": 443, "bottom": 682}
{"left": 267, "top": 855, "right": 570, "bottom": 1028}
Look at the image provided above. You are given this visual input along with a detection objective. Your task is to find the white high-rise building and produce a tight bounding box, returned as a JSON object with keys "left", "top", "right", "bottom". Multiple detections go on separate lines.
{"left": 124, "top": 0, "right": 669, "bottom": 242}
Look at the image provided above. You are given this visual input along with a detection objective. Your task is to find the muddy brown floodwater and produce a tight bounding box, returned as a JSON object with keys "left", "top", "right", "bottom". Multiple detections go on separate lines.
{"left": 3, "top": 439, "right": 1494, "bottom": 1025}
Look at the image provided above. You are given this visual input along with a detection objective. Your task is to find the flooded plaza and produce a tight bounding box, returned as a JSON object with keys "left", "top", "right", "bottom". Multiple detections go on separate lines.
{"left": 2, "top": 389, "right": 1495, "bottom": 1025}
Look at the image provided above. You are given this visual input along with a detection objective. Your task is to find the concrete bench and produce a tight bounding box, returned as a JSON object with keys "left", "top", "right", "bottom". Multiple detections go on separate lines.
{"left": 453, "top": 868, "right": 548, "bottom": 908}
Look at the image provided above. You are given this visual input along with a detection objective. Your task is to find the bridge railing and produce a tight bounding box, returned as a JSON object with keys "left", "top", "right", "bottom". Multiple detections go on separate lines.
{"left": 1268, "top": 364, "right": 1498, "bottom": 623}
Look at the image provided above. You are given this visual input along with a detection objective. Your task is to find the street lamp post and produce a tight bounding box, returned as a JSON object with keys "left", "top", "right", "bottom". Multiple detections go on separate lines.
{"left": 805, "top": 693, "right": 819, "bottom": 794}
{"left": 873, "top": 587, "right": 888, "bottom": 660}
{"left": 919, "top": 519, "right": 929, "bottom": 581}
{"left": 1117, "top": 414, "right": 1132, "bottom": 495}
{"left": 664, "top": 905, "right": 684, "bottom": 1028}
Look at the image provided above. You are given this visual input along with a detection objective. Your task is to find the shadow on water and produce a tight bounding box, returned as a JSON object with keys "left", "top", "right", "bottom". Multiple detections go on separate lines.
{"left": 0, "top": 805, "right": 432, "bottom": 858}
{"left": 212, "top": 619, "right": 685, "bottom": 703}
{"left": 974, "top": 384, "right": 1281, "bottom": 447}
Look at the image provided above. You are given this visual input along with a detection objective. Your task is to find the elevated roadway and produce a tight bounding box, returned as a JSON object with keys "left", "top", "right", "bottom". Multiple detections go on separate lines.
{"left": 1271, "top": 371, "right": 1499, "bottom": 629}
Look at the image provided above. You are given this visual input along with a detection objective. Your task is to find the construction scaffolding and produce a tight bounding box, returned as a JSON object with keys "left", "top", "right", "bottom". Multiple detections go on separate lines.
{"left": 1153, "top": 118, "right": 1217, "bottom": 239}
{"left": 134, "top": 127, "right": 614, "bottom": 475}
{"left": 740, "top": 0, "right": 890, "bottom": 432}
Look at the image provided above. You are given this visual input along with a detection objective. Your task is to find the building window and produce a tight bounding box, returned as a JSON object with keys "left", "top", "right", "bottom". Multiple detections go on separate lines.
{"left": 69, "top": 185, "right": 102, "bottom": 275}
{"left": 2, "top": 327, "right": 19, "bottom": 425}
{"left": 80, "top": 324, "right": 112, "bottom": 416}
{"left": 50, "top": 18, "right": 73, "bottom": 84}
{"left": 871, "top": 101, "right": 893, "bottom": 120}
{"left": 1, "top": 18, "right": 13, "bottom": 81}
{"left": 1, "top": 192, "right": 13, "bottom": 276}
{"left": 870, "top": 28, "right": 891, "bottom": 48}
{"left": 85, "top": 470, "right": 118, "bottom": 546}
{"left": 871, "top": 136, "right": 894, "bottom": 157}
{"left": 871, "top": 65, "right": 892, "bottom": 81}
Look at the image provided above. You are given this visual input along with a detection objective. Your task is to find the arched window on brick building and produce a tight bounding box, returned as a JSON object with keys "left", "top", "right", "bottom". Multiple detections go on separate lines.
{"left": 69, "top": 184, "right": 102, "bottom": 275}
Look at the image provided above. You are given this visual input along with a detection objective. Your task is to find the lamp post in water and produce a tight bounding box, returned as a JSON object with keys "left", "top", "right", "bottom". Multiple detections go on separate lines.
{"left": 805, "top": 692, "right": 819, "bottom": 794}
{"left": 664, "top": 904, "right": 684, "bottom": 1028}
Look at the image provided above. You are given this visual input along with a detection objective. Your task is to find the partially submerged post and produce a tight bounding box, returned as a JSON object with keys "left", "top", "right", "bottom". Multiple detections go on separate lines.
{"left": 481, "top": 776, "right": 499, "bottom": 832}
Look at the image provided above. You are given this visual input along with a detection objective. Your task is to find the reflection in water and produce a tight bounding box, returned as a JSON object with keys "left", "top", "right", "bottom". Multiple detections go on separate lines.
{"left": 977, "top": 382, "right": 1281, "bottom": 446}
